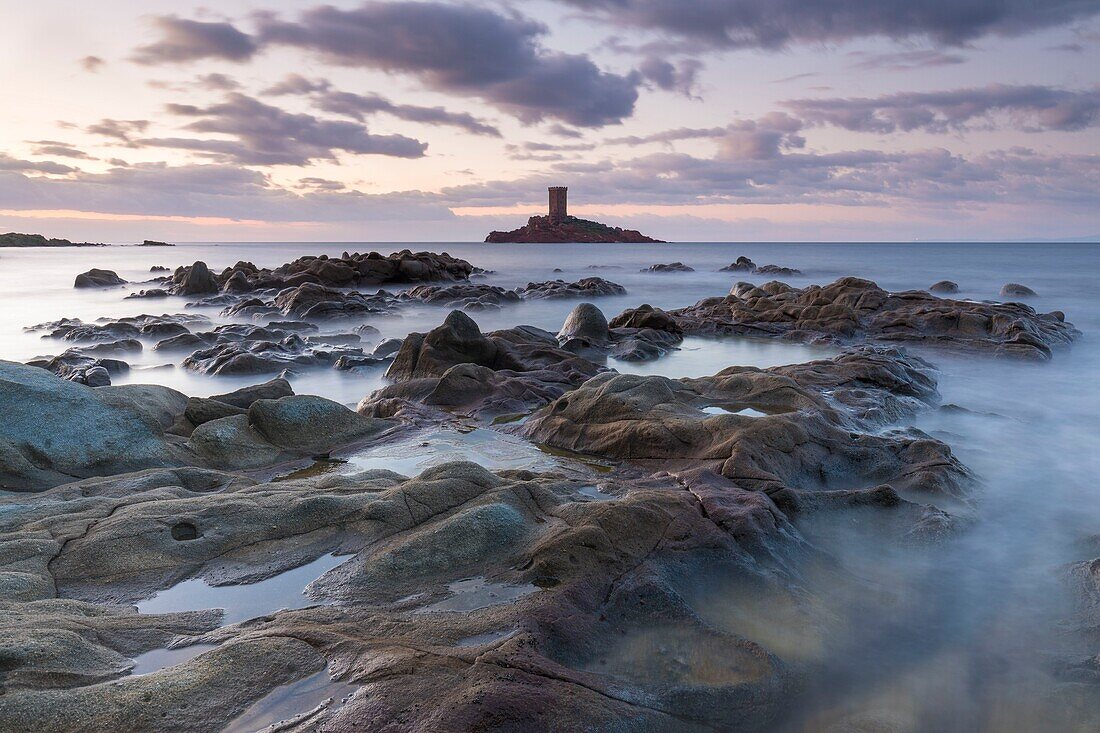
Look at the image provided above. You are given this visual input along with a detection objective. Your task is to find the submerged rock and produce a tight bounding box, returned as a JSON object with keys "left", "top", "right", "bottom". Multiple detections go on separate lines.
{"left": 642, "top": 262, "right": 694, "bottom": 273}
{"left": 930, "top": 280, "right": 960, "bottom": 294}
{"left": 1001, "top": 282, "right": 1038, "bottom": 298}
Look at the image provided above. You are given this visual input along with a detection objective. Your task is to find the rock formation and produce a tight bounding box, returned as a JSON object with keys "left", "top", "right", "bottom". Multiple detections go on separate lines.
{"left": 486, "top": 216, "right": 664, "bottom": 244}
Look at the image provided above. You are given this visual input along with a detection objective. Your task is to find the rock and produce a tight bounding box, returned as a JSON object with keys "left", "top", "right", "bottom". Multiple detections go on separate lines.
{"left": 182, "top": 337, "right": 358, "bottom": 376}
{"left": 386, "top": 311, "right": 524, "bottom": 381}
{"left": 0, "top": 361, "right": 189, "bottom": 490}
{"left": 1, "top": 232, "right": 100, "bottom": 248}
{"left": 1001, "top": 282, "right": 1037, "bottom": 298}
{"left": 486, "top": 215, "right": 664, "bottom": 243}
{"left": 755, "top": 264, "right": 801, "bottom": 276}
{"left": 642, "top": 262, "right": 694, "bottom": 273}
{"left": 403, "top": 283, "right": 521, "bottom": 310}
{"left": 720, "top": 256, "right": 758, "bottom": 272}
{"left": 558, "top": 303, "right": 611, "bottom": 346}
{"left": 210, "top": 377, "right": 294, "bottom": 408}
{"left": 608, "top": 304, "right": 682, "bottom": 334}
{"left": 669, "top": 276, "right": 1078, "bottom": 361}
{"left": 171, "top": 261, "right": 219, "bottom": 295}
{"left": 124, "top": 289, "right": 169, "bottom": 300}
{"left": 521, "top": 347, "right": 970, "bottom": 501}
{"left": 517, "top": 277, "right": 626, "bottom": 300}
{"left": 73, "top": 269, "right": 125, "bottom": 288}
{"left": 184, "top": 397, "right": 246, "bottom": 426}
{"left": 929, "top": 280, "right": 960, "bottom": 294}
{"left": 248, "top": 395, "right": 392, "bottom": 455}
{"left": 82, "top": 367, "right": 111, "bottom": 387}
{"left": 371, "top": 338, "right": 403, "bottom": 358}
{"left": 149, "top": 265, "right": 170, "bottom": 273}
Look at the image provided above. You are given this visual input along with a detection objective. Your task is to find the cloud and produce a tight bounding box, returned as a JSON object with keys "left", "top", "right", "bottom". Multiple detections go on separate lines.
{"left": 276, "top": 85, "right": 502, "bottom": 136}
{"left": 638, "top": 56, "right": 703, "bottom": 97}
{"left": 261, "top": 74, "right": 332, "bottom": 96}
{"left": 132, "top": 16, "right": 258, "bottom": 64}
{"left": 604, "top": 114, "right": 804, "bottom": 155}
{"left": 147, "top": 93, "right": 427, "bottom": 165}
{"left": 784, "top": 84, "right": 1100, "bottom": 133}
{"left": 0, "top": 162, "right": 454, "bottom": 222}
{"left": 84, "top": 119, "right": 151, "bottom": 143}
{"left": 195, "top": 73, "right": 241, "bottom": 90}
{"left": 81, "top": 56, "right": 105, "bottom": 72}
{"left": 0, "top": 154, "right": 76, "bottom": 175}
{"left": 27, "top": 141, "right": 96, "bottom": 160}
{"left": 848, "top": 49, "right": 966, "bottom": 71}
{"left": 136, "top": 3, "right": 640, "bottom": 127}
{"left": 553, "top": 0, "right": 1100, "bottom": 49}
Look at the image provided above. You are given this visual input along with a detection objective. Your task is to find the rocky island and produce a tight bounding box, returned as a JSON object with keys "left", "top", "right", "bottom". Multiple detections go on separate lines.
{"left": 485, "top": 187, "right": 664, "bottom": 243}
{"left": 0, "top": 232, "right": 103, "bottom": 247}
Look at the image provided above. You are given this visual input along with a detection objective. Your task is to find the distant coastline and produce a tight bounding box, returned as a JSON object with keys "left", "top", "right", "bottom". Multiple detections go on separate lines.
{"left": 0, "top": 232, "right": 105, "bottom": 248}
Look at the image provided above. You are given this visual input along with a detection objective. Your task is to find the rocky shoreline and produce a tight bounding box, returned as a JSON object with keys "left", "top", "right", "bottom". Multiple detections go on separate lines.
{"left": 0, "top": 250, "right": 1096, "bottom": 732}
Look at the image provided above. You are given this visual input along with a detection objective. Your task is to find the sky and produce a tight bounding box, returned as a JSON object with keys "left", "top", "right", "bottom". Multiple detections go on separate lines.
{"left": 1, "top": 0, "right": 1098, "bottom": 242}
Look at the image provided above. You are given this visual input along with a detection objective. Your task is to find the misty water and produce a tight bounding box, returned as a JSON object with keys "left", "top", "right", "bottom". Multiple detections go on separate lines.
{"left": 2, "top": 241, "right": 1097, "bottom": 729}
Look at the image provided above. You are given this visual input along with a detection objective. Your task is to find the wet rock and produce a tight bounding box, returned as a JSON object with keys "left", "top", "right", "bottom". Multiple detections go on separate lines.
{"left": 367, "top": 313, "right": 602, "bottom": 417}
{"left": 558, "top": 303, "right": 611, "bottom": 346}
{"left": 558, "top": 303, "right": 682, "bottom": 362}
{"left": 404, "top": 283, "right": 521, "bottom": 310}
{"left": 212, "top": 377, "right": 295, "bottom": 408}
{"left": 607, "top": 303, "right": 682, "bottom": 335}
{"left": 181, "top": 337, "right": 358, "bottom": 376}
{"left": 520, "top": 347, "right": 971, "bottom": 502}
{"left": 272, "top": 283, "right": 396, "bottom": 320}
{"left": 720, "top": 256, "right": 758, "bottom": 272}
{"left": 755, "top": 264, "right": 801, "bottom": 276}
{"left": 74, "top": 269, "right": 126, "bottom": 288}
{"left": 517, "top": 277, "right": 626, "bottom": 300}
{"left": 178, "top": 250, "right": 475, "bottom": 298}
{"left": 25, "top": 351, "right": 130, "bottom": 385}
{"left": 153, "top": 332, "right": 215, "bottom": 352}
{"left": 249, "top": 396, "right": 392, "bottom": 456}
{"left": 1001, "top": 282, "right": 1037, "bottom": 298}
{"left": 184, "top": 397, "right": 247, "bottom": 427}
{"left": 172, "top": 261, "right": 219, "bottom": 296}
{"left": 929, "top": 280, "right": 959, "bottom": 294}
{"left": 124, "top": 289, "right": 169, "bottom": 300}
{"left": 642, "top": 262, "right": 694, "bottom": 273}
{"left": 82, "top": 366, "right": 111, "bottom": 387}
{"left": 371, "top": 338, "right": 403, "bottom": 358}
{"left": 0, "top": 361, "right": 190, "bottom": 490}
{"left": 386, "top": 311, "right": 525, "bottom": 380}
{"left": 669, "top": 276, "right": 1078, "bottom": 361}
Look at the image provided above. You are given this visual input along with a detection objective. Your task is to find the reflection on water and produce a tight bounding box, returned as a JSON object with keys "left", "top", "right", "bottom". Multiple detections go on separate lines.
{"left": 130, "top": 643, "right": 217, "bottom": 676}
{"left": 342, "top": 427, "right": 562, "bottom": 475}
{"left": 415, "top": 576, "right": 539, "bottom": 614}
{"left": 616, "top": 336, "right": 838, "bottom": 377}
{"left": 136, "top": 553, "right": 348, "bottom": 625}
{"left": 223, "top": 670, "right": 357, "bottom": 733}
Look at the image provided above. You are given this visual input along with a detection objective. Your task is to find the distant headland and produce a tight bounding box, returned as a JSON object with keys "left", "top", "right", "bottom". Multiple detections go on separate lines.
{"left": 0, "top": 232, "right": 104, "bottom": 248}
{"left": 485, "top": 187, "right": 665, "bottom": 243}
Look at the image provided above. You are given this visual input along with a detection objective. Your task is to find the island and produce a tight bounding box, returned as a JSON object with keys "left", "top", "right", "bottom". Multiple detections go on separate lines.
{"left": 0, "top": 232, "right": 103, "bottom": 247}
{"left": 137, "top": 239, "right": 175, "bottom": 247}
{"left": 485, "top": 187, "right": 665, "bottom": 243}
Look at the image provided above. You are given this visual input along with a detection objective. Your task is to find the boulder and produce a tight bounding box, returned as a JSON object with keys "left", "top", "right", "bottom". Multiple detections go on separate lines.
{"left": 929, "top": 280, "right": 960, "bottom": 294}
{"left": 1001, "top": 282, "right": 1037, "bottom": 298}
{"left": 172, "top": 261, "right": 219, "bottom": 296}
{"left": 73, "top": 269, "right": 125, "bottom": 288}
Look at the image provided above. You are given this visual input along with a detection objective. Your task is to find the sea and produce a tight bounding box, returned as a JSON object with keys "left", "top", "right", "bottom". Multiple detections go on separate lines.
{"left": 1, "top": 240, "right": 1098, "bottom": 730}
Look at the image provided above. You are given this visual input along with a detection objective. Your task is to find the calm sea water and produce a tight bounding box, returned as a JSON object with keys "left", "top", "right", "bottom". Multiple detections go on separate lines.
{"left": 2, "top": 240, "right": 1097, "bottom": 729}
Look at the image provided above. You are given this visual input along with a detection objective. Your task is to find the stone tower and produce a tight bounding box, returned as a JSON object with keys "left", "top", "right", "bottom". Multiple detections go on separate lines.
{"left": 548, "top": 186, "right": 568, "bottom": 223}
